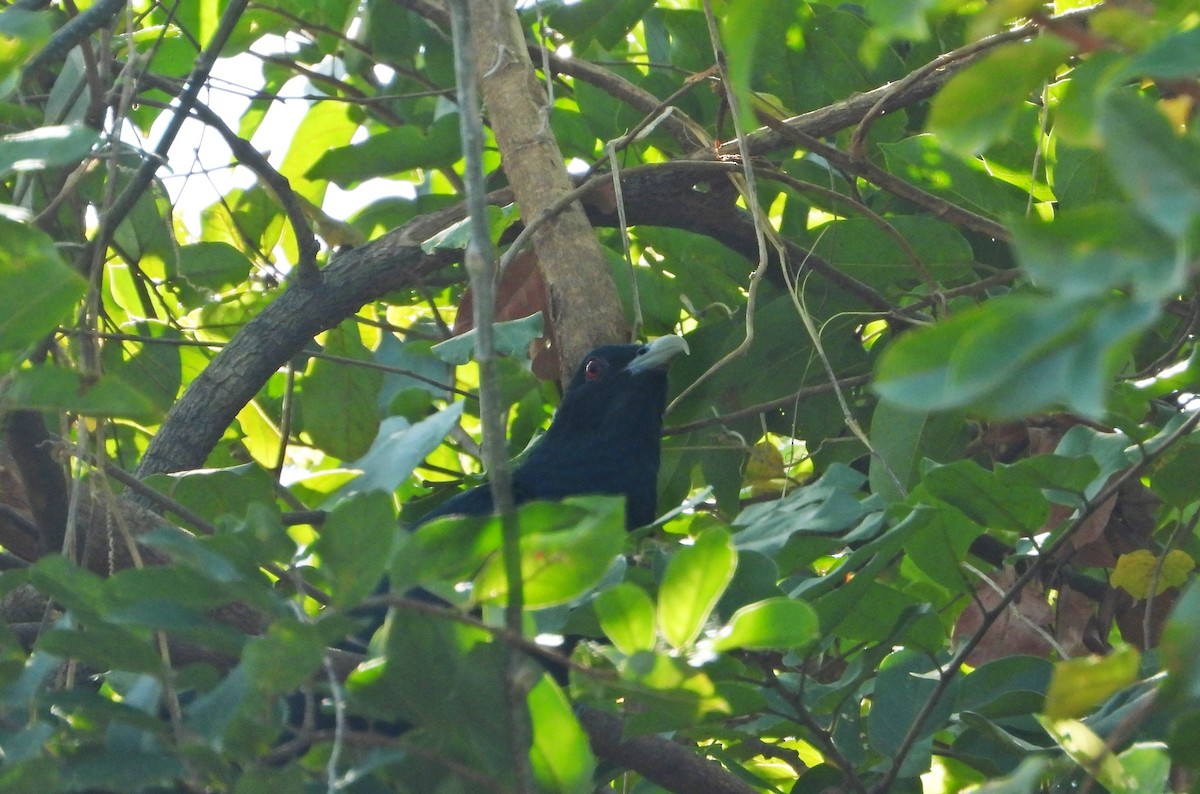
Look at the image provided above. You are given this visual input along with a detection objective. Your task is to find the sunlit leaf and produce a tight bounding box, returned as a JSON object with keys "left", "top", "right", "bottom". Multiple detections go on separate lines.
{"left": 657, "top": 527, "right": 737, "bottom": 649}
{"left": 929, "top": 37, "right": 1073, "bottom": 156}
{"left": 594, "top": 582, "right": 656, "bottom": 654}
{"left": 712, "top": 597, "right": 818, "bottom": 651}
{"left": 1043, "top": 646, "right": 1140, "bottom": 719}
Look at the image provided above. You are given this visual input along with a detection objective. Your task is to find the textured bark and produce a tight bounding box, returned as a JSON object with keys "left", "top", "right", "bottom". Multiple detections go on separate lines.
{"left": 468, "top": 1, "right": 628, "bottom": 382}
{"left": 576, "top": 707, "right": 760, "bottom": 794}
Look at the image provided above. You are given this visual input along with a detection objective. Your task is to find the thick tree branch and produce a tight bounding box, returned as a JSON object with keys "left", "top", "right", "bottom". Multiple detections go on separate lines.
{"left": 468, "top": 1, "right": 627, "bottom": 380}
{"left": 576, "top": 708, "right": 760, "bottom": 794}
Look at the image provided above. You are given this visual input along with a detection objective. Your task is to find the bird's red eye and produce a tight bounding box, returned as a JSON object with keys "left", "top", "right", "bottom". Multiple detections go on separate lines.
{"left": 584, "top": 357, "right": 606, "bottom": 381}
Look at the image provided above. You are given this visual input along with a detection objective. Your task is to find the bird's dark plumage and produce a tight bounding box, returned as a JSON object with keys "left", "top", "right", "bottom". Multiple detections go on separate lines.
{"left": 419, "top": 334, "right": 689, "bottom": 529}
{"left": 297, "top": 338, "right": 688, "bottom": 734}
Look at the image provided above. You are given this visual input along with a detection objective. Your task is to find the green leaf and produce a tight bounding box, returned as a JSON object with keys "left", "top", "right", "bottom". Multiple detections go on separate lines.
{"left": 929, "top": 37, "right": 1073, "bottom": 156}
{"left": 1012, "top": 205, "right": 1181, "bottom": 300}
{"left": 1098, "top": 91, "right": 1200, "bottom": 237}
{"left": 1037, "top": 717, "right": 1130, "bottom": 792}
{"left": 528, "top": 677, "right": 596, "bottom": 794}
{"left": 1161, "top": 579, "right": 1200, "bottom": 703}
{"left": 899, "top": 503, "right": 983, "bottom": 594}
{"left": 1124, "top": 25, "right": 1200, "bottom": 79}
{"left": 711, "top": 597, "right": 818, "bottom": 651}
{"left": 241, "top": 618, "right": 324, "bottom": 695}
{"left": 733, "top": 464, "right": 870, "bottom": 553}
{"left": 0, "top": 10, "right": 52, "bottom": 96}
{"left": 4, "top": 366, "right": 166, "bottom": 421}
{"left": 869, "top": 401, "right": 966, "bottom": 501}
{"left": 144, "top": 464, "right": 278, "bottom": 524}
{"left": 0, "top": 123, "right": 100, "bottom": 176}
{"left": 812, "top": 216, "right": 974, "bottom": 285}
{"left": 315, "top": 490, "right": 397, "bottom": 608}
{"left": 880, "top": 134, "right": 1033, "bottom": 218}
{"left": 26, "top": 556, "right": 108, "bottom": 621}
{"left": 57, "top": 749, "right": 183, "bottom": 792}
{"left": 337, "top": 402, "right": 465, "bottom": 499}
{"left": 1116, "top": 743, "right": 1172, "bottom": 794}
{"left": 177, "top": 241, "right": 253, "bottom": 292}
{"left": 994, "top": 454, "right": 1100, "bottom": 495}
{"left": 37, "top": 624, "right": 163, "bottom": 674}
{"left": 594, "top": 583, "right": 656, "bottom": 655}
{"left": 431, "top": 313, "right": 545, "bottom": 365}
{"left": 0, "top": 218, "right": 86, "bottom": 359}
{"left": 420, "top": 203, "right": 519, "bottom": 253}
{"left": 867, "top": 648, "right": 958, "bottom": 777}
{"left": 874, "top": 294, "right": 1159, "bottom": 420}
{"left": 474, "top": 496, "right": 625, "bottom": 609}
{"left": 1043, "top": 645, "right": 1140, "bottom": 719}
{"left": 720, "top": 0, "right": 785, "bottom": 133}
{"left": 391, "top": 511, "right": 498, "bottom": 592}
{"left": 657, "top": 527, "right": 737, "bottom": 649}
{"left": 617, "top": 651, "right": 727, "bottom": 734}
{"left": 549, "top": 0, "right": 656, "bottom": 50}
{"left": 861, "top": 0, "right": 936, "bottom": 40}
{"left": 923, "top": 460, "right": 1049, "bottom": 533}
{"left": 278, "top": 100, "right": 357, "bottom": 205}
{"left": 299, "top": 322, "right": 383, "bottom": 461}
{"left": 307, "top": 113, "right": 462, "bottom": 184}
{"left": 959, "top": 655, "right": 1053, "bottom": 718}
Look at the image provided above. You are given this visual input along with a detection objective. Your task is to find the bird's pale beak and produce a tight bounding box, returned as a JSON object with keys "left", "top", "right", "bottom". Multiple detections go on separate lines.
{"left": 626, "top": 334, "right": 690, "bottom": 374}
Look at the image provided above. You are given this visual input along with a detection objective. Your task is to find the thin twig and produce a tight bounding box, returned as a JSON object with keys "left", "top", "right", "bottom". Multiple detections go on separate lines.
{"left": 448, "top": 3, "right": 532, "bottom": 791}
{"left": 873, "top": 408, "right": 1200, "bottom": 793}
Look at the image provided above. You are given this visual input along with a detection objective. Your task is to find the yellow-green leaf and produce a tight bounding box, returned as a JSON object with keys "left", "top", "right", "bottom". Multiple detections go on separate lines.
{"left": 595, "top": 583, "right": 656, "bottom": 655}
{"left": 657, "top": 527, "right": 737, "bottom": 649}
{"left": 1111, "top": 549, "right": 1195, "bottom": 599}
{"left": 1043, "top": 645, "right": 1139, "bottom": 719}
{"left": 712, "top": 597, "right": 819, "bottom": 651}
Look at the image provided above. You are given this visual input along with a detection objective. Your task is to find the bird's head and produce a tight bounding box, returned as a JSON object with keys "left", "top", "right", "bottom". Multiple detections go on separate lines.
{"left": 550, "top": 335, "right": 690, "bottom": 440}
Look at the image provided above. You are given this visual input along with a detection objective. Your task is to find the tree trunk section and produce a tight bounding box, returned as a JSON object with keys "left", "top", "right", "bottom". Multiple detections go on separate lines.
{"left": 468, "top": 1, "right": 628, "bottom": 381}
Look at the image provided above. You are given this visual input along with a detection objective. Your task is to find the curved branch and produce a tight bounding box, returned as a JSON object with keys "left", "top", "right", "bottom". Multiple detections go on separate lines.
{"left": 135, "top": 209, "right": 464, "bottom": 478}
{"left": 576, "top": 708, "right": 760, "bottom": 794}
{"left": 133, "top": 159, "right": 899, "bottom": 480}
{"left": 22, "top": 0, "right": 125, "bottom": 79}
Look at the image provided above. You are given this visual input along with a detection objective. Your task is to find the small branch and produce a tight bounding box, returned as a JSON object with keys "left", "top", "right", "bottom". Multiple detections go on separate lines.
{"left": 22, "top": 0, "right": 125, "bottom": 78}
{"left": 449, "top": 2, "right": 531, "bottom": 790}
{"left": 873, "top": 407, "right": 1200, "bottom": 793}
{"left": 75, "top": 0, "right": 264, "bottom": 279}
{"left": 143, "top": 85, "right": 321, "bottom": 273}
{"left": 847, "top": 4, "right": 1101, "bottom": 160}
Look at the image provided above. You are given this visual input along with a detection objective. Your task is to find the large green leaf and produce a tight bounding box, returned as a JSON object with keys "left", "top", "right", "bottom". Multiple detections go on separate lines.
{"left": 711, "top": 596, "right": 818, "bottom": 651}
{"left": 314, "top": 490, "right": 397, "bottom": 608}
{"left": 1012, "top": 204, "right": 1181, "bottom": 300}
{"left": 928, "top": 37, "right": 1073, "bottom": 156}
{"left": 657, "top": 526, "right": 737, "bottom": 649}
{"left": 528, "top": 677, "right": 596, "bottom": 794}
{"left": 874, "top": 294, "right": 1159, "bottom": 419}
{"left": 594, "top": 582, "right": 657, "bottom": 655}
{"left": 299, "top": 322, "right": 383, "bottom": 461}
{"left": 0, "top": 219, "right": 86, "bottom": 361}
{"left": 1099, "top": 90, "right": 1200, "bottom": 237}
{"left": 868, "top": 648, "right": 959, "bottom": 778}
{"left": 474, "top": 496, "right": 626, "bottom": 609}
{"left": 308, "top": 113, "right": 462, "bottom": 184}
{"left": 0, "top": 123, "right": 100, "bottom": 176}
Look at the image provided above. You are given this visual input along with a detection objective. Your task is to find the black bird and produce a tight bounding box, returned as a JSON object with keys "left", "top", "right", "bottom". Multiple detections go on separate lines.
{"left": 291, "top": 337, "right": 688, "bottom": 739}
{"left": 418, "top": 334, "right": 689, "bottom": 529}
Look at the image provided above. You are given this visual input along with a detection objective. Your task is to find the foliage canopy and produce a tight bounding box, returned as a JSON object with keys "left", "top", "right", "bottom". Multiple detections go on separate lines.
{"left": 2, "top": 0, "right": 1200, "bottom": 792}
